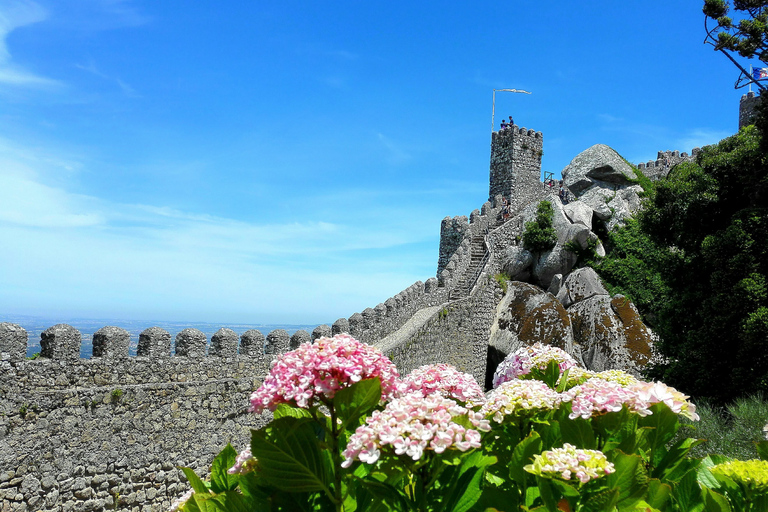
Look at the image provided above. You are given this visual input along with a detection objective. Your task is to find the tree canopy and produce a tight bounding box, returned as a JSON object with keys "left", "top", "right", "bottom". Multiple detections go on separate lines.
{"left": 704, "top": 0, "right": 768, "bottom": 89}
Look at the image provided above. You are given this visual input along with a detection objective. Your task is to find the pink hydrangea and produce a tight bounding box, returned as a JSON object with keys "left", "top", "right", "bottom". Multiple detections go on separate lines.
{"left": 250, "top": 334, "right": 400, "bottom": 413}
{"left": 397, "top": 363, "right": 486, "bottom": 403}
{"left": 524, "top": 444, "right": 615, "bottom": 484}
{"left": 493, "top": 343, "right": 578, "bottom": 388}
{"left": 630, "top": 381, "right": 699, "bottom": 421}
{"left": 563, "top": 378, "right": 652, "bottom": 419}
{"left": 169, "top": 489, "right": 195, "bottom": 512}
{"left": 480, "top": 379, "right": 562, "bottom": 423}
{"left": 228, "top": 447, "right": 257, "bottom": 475}
{"left": 342, "top": 392, "right": 491, "bottom": 467}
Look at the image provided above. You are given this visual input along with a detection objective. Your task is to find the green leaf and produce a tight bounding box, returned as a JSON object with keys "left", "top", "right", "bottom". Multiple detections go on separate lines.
{"left": 180, "top": 467, "right": 212, "bottom": 495}
{"left": 701, "top": 488, "right": 732, "bottom": 512}
{"left": 509, "top": 431, "right": 542, "bottom": 486}
{"left": 356, "top": 477, "right": 410, "bottom": 512}
{"left": 638, "top": 403, "right": 680, "bottom": 465}
{"left": 672, "top": 469, "right": 705, "bottom": 512}
{"left": 652, "top": 437, "right": 705, "bottom": 481}
{"left": 210, "top": 444, "right": 239, "bottom": 494}
{"left": 235, "top": 472, "right": 272, "bottom": 506}
{"left": 208, "top": 491, "right": 264, "bottom": 512}
{"left": 559, "top": 416, "right": 596, "bottom": 450}
{"left": 333, "top": 378, "right": 382, "bottom": 432}
{"left": 535, "top": 476, "right": 560, "bottom": 512}
{"left": 756, "top": 440, "right": 768, "bottom": 461}
{"left": 645, "top": 479, "right": 672, "bottom": 511}
{"left": 697, "top": 455, "right": 731, "bottom": 490}
{"left": 606, "top": 451, "right": 648, "bottom": 508}
{"left": 581, "top": 488, "right": 619, "bottom": 512}
{"left": 250, "top": 416, "right": 333, "bottom": 493}
{"left": 442, "top": 461, "right": 485, "bottom": 512}
{"left": 273, "top": 403, "right": 313, "bottom": 419}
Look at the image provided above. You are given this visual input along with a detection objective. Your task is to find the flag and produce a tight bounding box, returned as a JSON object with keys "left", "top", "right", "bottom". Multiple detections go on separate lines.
{"left": 753, "top": 67, "right": 768, "bottom": 79}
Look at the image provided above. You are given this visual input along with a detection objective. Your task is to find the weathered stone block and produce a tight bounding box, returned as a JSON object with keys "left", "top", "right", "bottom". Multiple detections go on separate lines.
{"left": 175, "top": 329, "right": 207, "bottom": 358}
{"left": 0, "top": 323, "right": 27, "bottom": 362}
{"left": 239, "top": 330, "right": 264, "bottom": 356}
{"left": 209, "top": 328, "right": 237, "bottom": 357}
{"left": 313, "top": 324, "right": 332, "bottom": 340}
{"left": 290, "top": 330, "right": 310, "bottom": 349}
{"left": 264, "top": 330, "right": 289, "bottom": 355}
{"left": 331, "top": 319, "right": 348, "bottom": 336}
{"left": 92, "top": 326, "right": 130, "bottom": 359}
{"left": 137, "top": 328, "right": 171, "bottom": 358}
{"left": 40, "top": 324, "right": 81, "bottom": 361}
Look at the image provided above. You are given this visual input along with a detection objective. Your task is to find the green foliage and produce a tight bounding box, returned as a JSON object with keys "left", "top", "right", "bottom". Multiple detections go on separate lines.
{"left": 703, "top": 0, "right": 768, "bottom": 90}
{"left": 590, "top": 218, "right": 670, "bottom": 322}
{"left": 675, "top": 394, "right": 768, "bottom": 461}
{"left": 111, "top": 388, "right": 124, "bottom": 402}
{"left": 26, "top": 352, "right": 39, "bottom": 360}
{"left": 522, "top": 200, "right": 557, "bottom": 253}
{"left": 493, "top": 273, "right": 510, "bottom": 294}
{"left": 640, "top": 125, "right": 768, "bottom": 403}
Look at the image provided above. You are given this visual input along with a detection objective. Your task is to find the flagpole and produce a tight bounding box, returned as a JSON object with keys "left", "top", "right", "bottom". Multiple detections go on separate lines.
{"left": 750, "top": 65, "right": 753, "bottom": 93}
{"left": 491, "top": 88, "right": 532, "bottom": 132}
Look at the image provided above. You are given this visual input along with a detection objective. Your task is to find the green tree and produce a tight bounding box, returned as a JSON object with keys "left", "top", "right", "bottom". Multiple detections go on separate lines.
{"left": 639, "top": 125, "right": 768, "bottom": 403}
{"left": 703, "top": 0, "right": 768, "bottom": 90}
{"left": 522, "top": 200, "right": 557, "bottom": 253}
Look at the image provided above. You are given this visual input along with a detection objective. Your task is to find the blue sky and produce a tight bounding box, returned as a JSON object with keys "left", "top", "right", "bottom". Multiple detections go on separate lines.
{"left": 0, "top": 0, "right": 750, "bottom": 325}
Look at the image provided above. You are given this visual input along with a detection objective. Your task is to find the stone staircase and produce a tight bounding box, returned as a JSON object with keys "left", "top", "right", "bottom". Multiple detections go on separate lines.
{"left": 450, "top": 235, "right": 490, "bottom": 299}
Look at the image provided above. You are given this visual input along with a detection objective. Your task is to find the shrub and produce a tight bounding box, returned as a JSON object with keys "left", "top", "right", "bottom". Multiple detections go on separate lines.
{"left": 522, "top": 200, "right": 557, "bottom": 253}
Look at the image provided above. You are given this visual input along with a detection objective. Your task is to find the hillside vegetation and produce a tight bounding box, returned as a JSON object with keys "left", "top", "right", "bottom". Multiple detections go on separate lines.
{"left": 587, "top": 110, "right": 768, "bottom": 405}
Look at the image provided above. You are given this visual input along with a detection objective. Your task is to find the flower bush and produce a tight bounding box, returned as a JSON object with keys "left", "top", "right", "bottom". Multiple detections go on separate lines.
{"left": 172, "top": 337, "right": 768, "bottom": 512}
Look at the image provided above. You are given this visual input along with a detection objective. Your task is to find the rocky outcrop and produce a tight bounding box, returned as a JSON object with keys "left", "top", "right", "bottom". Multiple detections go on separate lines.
{"left": 562, "top": 144, "right": 644, "bottom": 231}
{"left": 567, "top": 294, "right": 653, "bottom": 377}
{"left": 553, "top": 267, "right": 609, "bottom": 309}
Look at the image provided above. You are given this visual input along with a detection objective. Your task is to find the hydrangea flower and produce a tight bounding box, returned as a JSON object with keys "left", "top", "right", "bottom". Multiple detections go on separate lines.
{"left": 169, "top": 489, "right": 195, "bottom": 512}
{"left": 228, "top": 447, "right": 257, "bottom": 475}
{"left": 342, "top": 392, "right": 491, "bottom": 467}
{"left": 250, "top": 334, "right": 400, "bottom": 413}
{"left": 630, "top": 381, "right": 699, "bottom": 421}
{"left": 480, "top": 379, "right": 562, "bottom": 423}
{"left": 564, "top": 378, "right": 652, "bottom": 419}
{"left": 524, "top": 444, "right": 615, "bottom": 484}
{"left": 711, "top": 459, "right": 768, "bottom": 495}
{"left": 398, "top": 363, "right": 485, "bottom": 403}
{"left": 493, "top": 343, "right": 578, "bottom": 388}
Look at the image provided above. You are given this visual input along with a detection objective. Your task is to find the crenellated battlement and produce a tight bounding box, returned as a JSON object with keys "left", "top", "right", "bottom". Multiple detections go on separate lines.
{"left": 489, "top": 124, "right": 544, "bottom": 206}
{"left": 635, "top": 148, "right": 700, "bottom": 181}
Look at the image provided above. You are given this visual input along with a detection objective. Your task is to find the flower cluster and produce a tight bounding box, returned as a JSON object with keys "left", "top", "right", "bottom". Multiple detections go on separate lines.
{"left": 764, "top": 423, "right": 768, "bottom": 440}
{"left": 398, "top": 364, "right": 485, "bottom": 403}
{"left": 524, "top": 444, "right": 615, "bottom": 484}
{"left": 492, "top": 343, "right": 577, "bottom": 388}
{"left": 480, "top": 379, "right": 562, "bottom": 423}
{"left": 711, "top": 459, "right": 768, "bottom": 494}
{"left": 228, "top": 447, "right": 257, "bottom": 475}
{"left": 342, "top": 392, "right": 491, "bottom": 467}
{"left": 169, "top": 489, "right": 195, "bottom": 512}
{"left": 564, "top": 378, "right": 652, "bottom": 419}
{"left": 250, "top": 334, "right": 400, "bottom": 413}
{"left": 630, "top": 381, "right": 699, "bottom": 421}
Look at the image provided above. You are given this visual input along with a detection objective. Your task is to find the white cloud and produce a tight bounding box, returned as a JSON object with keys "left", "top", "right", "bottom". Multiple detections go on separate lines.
{"left": 0, "top": 0, "right": 61, "bottom": 88}
{"left": 75, "top": 60, "right": 139, "bottom": 97}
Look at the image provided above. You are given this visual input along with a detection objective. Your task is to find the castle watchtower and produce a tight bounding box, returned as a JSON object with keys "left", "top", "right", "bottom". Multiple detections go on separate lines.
{"left": 740, "top": 91, "right": 762, "bottom": 129}
{"left": 489, "top": 125, "right": 544, "bottom": 207}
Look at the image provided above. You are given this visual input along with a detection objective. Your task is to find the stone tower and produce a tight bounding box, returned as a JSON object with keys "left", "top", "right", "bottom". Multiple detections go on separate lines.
{"left": 489, "top": 125, "right": 544, "bottom": 207}
{"left": 740, "top": 91, "right": 761, "bottom": 129}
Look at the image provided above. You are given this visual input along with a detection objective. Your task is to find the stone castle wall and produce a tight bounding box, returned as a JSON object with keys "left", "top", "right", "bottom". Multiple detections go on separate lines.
{"left": 740, "top": 91, "right": 762, "bottom": 129}
{"left": 489, "top": 126, "right": 544, "bottom": 207}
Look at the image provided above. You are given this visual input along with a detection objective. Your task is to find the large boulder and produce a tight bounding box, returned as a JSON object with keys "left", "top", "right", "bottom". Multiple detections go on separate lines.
{"left": 563, "top": 201, "right": 594, "bottom": 229}
{"left": 562, "top": 144, "right": 644, "bottom": 231}
{"left": 567, "top": 294, "right": 653, "bottom": 376}
{"left": 501, "top": 245, "right": 534, "bottom": 281}
{"left": 555, "top": 267, "right": 610, "bottom": 308}
{"left": 488, "top": 282, "right": 576, "bottom": 385}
